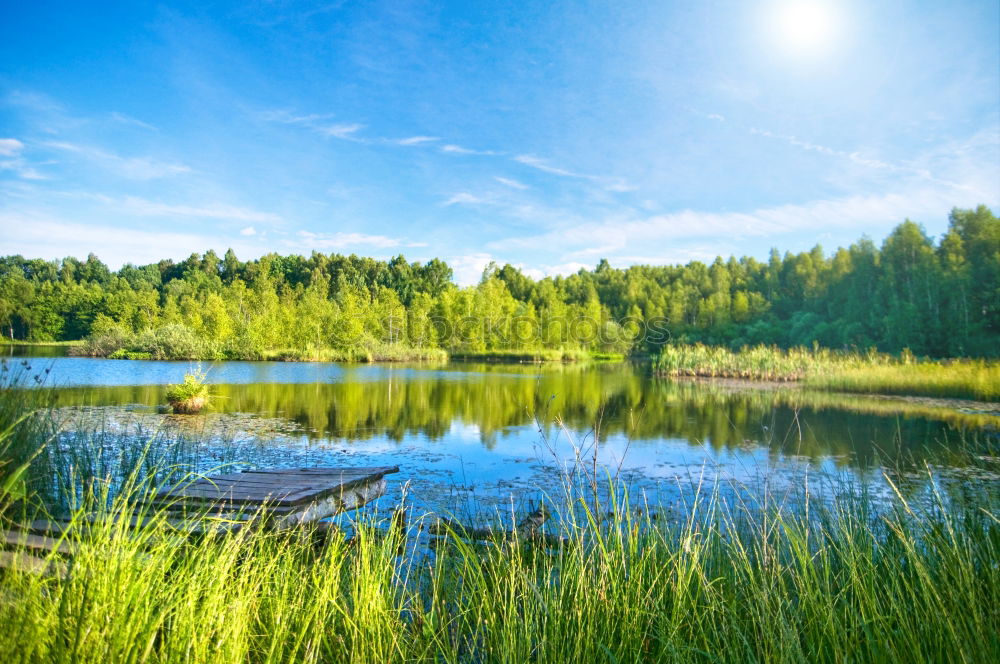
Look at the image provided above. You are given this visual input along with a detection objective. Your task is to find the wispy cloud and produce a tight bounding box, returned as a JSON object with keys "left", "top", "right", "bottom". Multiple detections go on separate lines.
{"left": 396, "top": 135, "right": 439, "bottom": 146}
{"left": 495, "top": 176, "right": 528, "bottom": 190}
{"left": 514, "top": 154, "right": 635, "bottom": 192}
{"left": 240, "top": 226, "right": 257, "bottom": 236}
{"left": 108, "top": 111, "right": 158, "bottom": 131}
{"left": 748, "top": 127, "right": 973, "bottom": 190}
{"left": 295, "top": 230, "right": 413, "bottom": 249}
{"left": 514, "top": 154, "right": 584, "bottom": 178}
{"left": 116, "top": 196, "right": 282, "bottom": 222}
{"left": 0, "top": 212, "right": 268, "bottom": 269}
{"left": 441, "top": 144, "right": 501, "bottom": 156}
{"left": 319, "top": 123, "right": 365, "bottom": 140}
{"left": 448, "top": 252, "right": 495, "bottom": 286}
{"left": 443, "top": 192, "right": 489, "bottom": 206}
{"left": 44, "top": 141, "right": 190, "bottom": 179}
{"left": 0, "top": 138, "right": 24, "bottom": 156}
{"left": 259, "top": 109, "right": 367, "bottom": 142}
{"left": 258, "top": 109, "right": 333, "bottom": 125}
{"left": 0, "top": 138, "right": 47, "bottom": 179}
{"left": 490, "top": 185, "right": 983, "bottom": 259}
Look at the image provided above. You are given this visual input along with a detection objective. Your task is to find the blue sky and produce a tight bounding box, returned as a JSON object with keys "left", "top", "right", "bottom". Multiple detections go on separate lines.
{"left": 1, "top": 0, "right": 997, "bottom": 285}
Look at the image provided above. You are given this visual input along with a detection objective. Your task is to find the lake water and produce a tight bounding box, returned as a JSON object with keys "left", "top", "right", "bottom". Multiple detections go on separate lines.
{"left": 6, "top": 348, "right": 999, "bottom": 518}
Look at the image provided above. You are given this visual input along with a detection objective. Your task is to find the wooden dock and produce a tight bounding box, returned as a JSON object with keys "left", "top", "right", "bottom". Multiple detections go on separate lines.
{"left": 1, "top": 465, "right": 400, "bottom": 575}
{"left": 154, "top": 466, "right": 400, "bottom": 527}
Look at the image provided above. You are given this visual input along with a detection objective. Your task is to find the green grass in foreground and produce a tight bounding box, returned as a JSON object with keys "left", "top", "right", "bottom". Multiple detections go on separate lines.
{"left": 1, "top": 477, "right": 997, "bottom": 664}
{"left": 654, "top": 344, "right": 1000, "bottom": 401}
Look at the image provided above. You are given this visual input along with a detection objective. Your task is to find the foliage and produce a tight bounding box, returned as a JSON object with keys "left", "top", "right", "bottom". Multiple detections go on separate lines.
{"left": 654, "top": 343, "right": 1000, "bottom": 400}
{"left": 1, "top": 206, "right": 997, "bottom": 359}
{"left": 0, "top": 471, "right": 996, "bottom": 663}
{"left": 806, "top": 361, "right": 1000, "bottom": 401}
{"left": 166, "top": 369, "right": 210, "bottom": 404}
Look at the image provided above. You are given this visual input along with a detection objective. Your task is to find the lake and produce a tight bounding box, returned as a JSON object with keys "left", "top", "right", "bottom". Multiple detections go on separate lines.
{"left": 6, "top": 348, "right": 999, "bottom": 518}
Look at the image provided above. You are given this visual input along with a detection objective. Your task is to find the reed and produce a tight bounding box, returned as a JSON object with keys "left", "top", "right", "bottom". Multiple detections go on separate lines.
{"left": 654, "top": 344, "right": 1000, "bottom": 400}
{"left": 0, "top": 469, "right": 996, "bottom": 663}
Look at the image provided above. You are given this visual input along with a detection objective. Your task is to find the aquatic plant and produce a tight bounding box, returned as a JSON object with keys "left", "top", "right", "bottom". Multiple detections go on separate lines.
{"left": 654, "top": 343, "right": 1000, "bottom": 400}
{"left": 165, "top": 369, "right": 211, "bottom": 414}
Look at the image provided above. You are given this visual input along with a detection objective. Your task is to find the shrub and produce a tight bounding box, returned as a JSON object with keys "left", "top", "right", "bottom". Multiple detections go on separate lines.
{"left": 165, "top": 369, "right": 211, "bottom": 414}
{"left": 136, "top": 324, "right": 206, "bottom": 360}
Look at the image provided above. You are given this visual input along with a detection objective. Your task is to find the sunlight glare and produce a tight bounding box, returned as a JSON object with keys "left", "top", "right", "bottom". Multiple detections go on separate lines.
{"left": 768, "top": 0, "right": 843, "bottom": 60}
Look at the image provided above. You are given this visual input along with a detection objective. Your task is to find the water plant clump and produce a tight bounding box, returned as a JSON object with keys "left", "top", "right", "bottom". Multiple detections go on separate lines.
{"left": 165, "top": 369, "right": 211, "bottom": 414}
{"left": 653, "top": 343, "right": 1000, "bottom": 400}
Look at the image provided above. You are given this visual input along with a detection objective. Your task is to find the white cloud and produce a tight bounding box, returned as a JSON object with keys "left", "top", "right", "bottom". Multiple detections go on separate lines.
{"left": 495, "top": 176, "right": 529, "bottom": 190}
{"left": 117, "top": 197, "right": 283, "bottom": 223}
{"left": 489, "top": 185, "right": 988, "bottom": 258}
{"left": 240, "top": 226, "right": 257, "bottom": 236}
{"left": 295, "top": 230, "right": 402, "bottom": 249}
{"left": 397, "top": 135, "right": 439, "bottom": 145}
{"left": 748, "top": 126, "right": 977, "bottom": 190}
{"left": 319, "top": 123, "right": 365, "bottom": 140}
{"left": 443, "top": 192, "right": 489, "bottom": 206}
{"left": 514, "top": 154, "right": 584, "bottom": 178}
{"left": 0, "top": 212, "right": 267, "bottom": 268}
{"left": 441, "top": 144, "right": 500, "bottom": 156}
{"left": 448, "top": 252, "right": 495, "bottom": 286}
{"left": 108, "top": 112, "right": 157, "bottom": 131}
{"left": 260, "top": 110, "right": 368, "bottom": 142}
{"left": 514, "top": 154, "right": 635, "bottom": 192}
{"left": 707, "top": 113, "right": 726, "bottom": 122}
{"left": 43, "top": 141, "right": 190, "bottom": 179}
{"left": 258, "top": 109, "right": 333, "bottom": 125}
{"left": 0, "top": 138, "right": 24, "bottom": 156}
{"left": 0, "top": 138, "right": 48, "bottom": 179}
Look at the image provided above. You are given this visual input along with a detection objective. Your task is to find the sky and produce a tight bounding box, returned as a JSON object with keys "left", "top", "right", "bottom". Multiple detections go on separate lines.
{"left": 1, "top": 0, "right": 997, "bottom": 285}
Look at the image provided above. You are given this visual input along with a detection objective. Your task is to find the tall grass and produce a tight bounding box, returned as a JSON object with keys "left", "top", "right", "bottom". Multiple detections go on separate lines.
{"left": 1, "top": 470, "right": 997, "bottom": 663}
{"left": 806, "top": 361, "right": 1000, "bottom": 401}
{"left": 449, "top": 348, "right": 624, "bottom": 363}
{"left": 654, "top": 344, "right": 1000, "bottom": 401}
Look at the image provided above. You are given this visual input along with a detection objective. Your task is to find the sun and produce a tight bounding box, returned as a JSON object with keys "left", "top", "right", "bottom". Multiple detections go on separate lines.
{"left": 767, "top": 0, "right": 843, "bottom": 60}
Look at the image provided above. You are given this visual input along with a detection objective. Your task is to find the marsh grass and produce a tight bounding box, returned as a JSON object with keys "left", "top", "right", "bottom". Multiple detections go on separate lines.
{"left": 165, "top": 368, "right": 212, "bottom": 414}
{"left": 0, "top": 466, "right": 997, "bottom": 664}
{"left": 806, "top": 361, "right": 1000, "bottom": 401}
{"left": 655, "top": 343, "right": 1000, "bottom": 401}
{"left": 449, "top": 348, "right": 620, "bottom": 362}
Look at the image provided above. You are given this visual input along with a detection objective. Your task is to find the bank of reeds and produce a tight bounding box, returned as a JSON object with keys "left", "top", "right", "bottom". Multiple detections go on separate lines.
{"left": 805, "top": 361, "right": 1000, "bottom": 402}
{"left": 654, "top": 344, "right": 999, "bottom": 401}
{"left": 449, "top": 348, "right": 624, "bottom": 363}
{"left": 73, "top": 327, "right": 615, "bottom": 364}
{"left": 1, "top": 469, "right": 997, "bottom": 664}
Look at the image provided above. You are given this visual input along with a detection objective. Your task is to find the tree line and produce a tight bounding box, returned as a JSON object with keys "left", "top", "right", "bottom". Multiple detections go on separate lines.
{"left": 0, "top": 205, "right": 996, "bottom": 358}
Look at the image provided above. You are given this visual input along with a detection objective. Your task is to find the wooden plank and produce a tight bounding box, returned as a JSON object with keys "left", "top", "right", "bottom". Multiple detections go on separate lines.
{"left": 157, "top": 488, "right": 317, "bottom": 505}
{"left": 242, "top": 466, "right": 398, "bottom": 474}
{"left": 2, "top": 530, "right": 76, "bottom": 556}
{"left": 0, "top": 550, "right": 67, "bottom": 577}
{"left": 25, "top": 516, "right": 246, "bottom": 537}
{"left": 156, "top": 466, "right": 399, "bottom": 508}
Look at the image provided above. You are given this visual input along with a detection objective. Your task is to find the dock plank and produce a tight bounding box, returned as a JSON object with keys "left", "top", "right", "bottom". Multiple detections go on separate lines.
{"left": 2, "top": 530, "right": 76, "bottom": 556}
{"left": 155, "top": 466, "right": 399, "bottom": 513}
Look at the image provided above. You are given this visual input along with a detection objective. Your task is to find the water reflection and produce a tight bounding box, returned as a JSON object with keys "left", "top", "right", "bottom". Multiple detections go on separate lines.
{"left": 45, "top": 361, "right": 997, "bottom": 474}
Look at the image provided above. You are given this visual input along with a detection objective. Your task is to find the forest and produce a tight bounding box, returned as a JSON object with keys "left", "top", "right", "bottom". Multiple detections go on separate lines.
{"left": 0, "top": 205, "right": 997, "bottom": 360}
